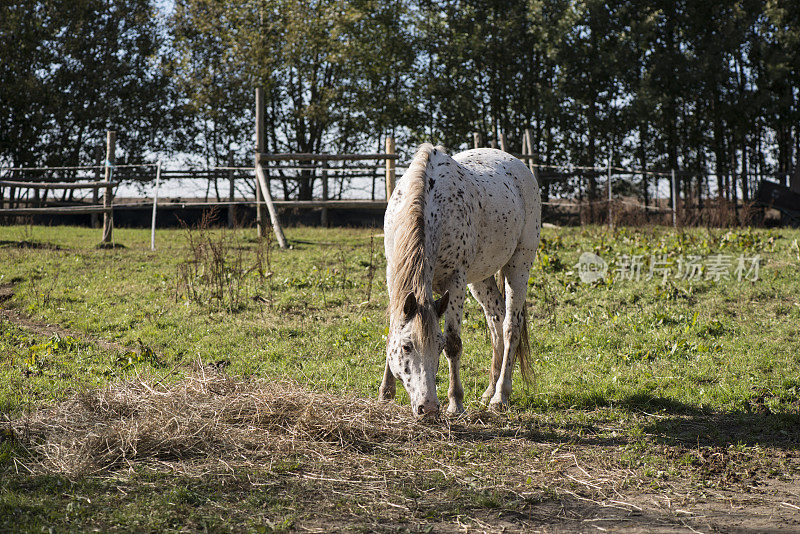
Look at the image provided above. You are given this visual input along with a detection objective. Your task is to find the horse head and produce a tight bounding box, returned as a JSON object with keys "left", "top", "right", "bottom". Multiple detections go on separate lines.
{"left": 386, "top": 291, "right": 449, "bottom": 419}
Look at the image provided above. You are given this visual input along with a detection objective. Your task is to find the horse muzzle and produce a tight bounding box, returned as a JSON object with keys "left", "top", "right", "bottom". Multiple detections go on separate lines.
{"left": 414, "top": 398, "right": 441, "bottom": 420}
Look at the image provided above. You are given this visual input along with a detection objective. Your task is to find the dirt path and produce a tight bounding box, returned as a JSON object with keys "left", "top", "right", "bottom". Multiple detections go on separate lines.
{"left": 0, "top": 282, "right": 128, "bottom": 353}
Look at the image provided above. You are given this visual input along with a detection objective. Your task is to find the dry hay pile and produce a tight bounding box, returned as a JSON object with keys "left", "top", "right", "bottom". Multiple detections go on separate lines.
{"left": 11, "top": 369, "right": 445, "bottom": 476}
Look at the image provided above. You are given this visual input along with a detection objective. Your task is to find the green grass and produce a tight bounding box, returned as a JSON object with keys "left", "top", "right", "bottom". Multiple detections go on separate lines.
{"left": 2, "top": 224, "right": 798, "bottom": 415}
{"left": 1, "top": 222, "right": 800, "bottom": 532}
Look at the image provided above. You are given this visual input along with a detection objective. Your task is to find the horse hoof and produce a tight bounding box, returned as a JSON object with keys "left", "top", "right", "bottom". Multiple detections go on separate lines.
{"left": 446, "top": 402, "right": 465, "bottom": 416}
{"left": 481, "top": 385, "right": 496, "bottom": 406}
{"left": 488, "top": 398, "right": 508, "bottom": 412}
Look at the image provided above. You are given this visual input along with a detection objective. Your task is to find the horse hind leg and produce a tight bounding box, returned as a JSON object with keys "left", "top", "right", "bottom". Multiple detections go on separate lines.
{"left": 489, "top": 252, "right": 534, "bottom": 409}
{"left": 468, "top": 276, "right": 506, "bottom": 405}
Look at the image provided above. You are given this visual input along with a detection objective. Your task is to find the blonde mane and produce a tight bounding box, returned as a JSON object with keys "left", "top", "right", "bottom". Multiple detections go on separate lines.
{"left": 388, "top": 143, "right": 435, "bottom": 321}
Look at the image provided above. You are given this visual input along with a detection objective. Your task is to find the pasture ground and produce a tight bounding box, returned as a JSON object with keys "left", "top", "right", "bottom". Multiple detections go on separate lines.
{"left": 1, "top": 222, "right": 799, "bottom": 533}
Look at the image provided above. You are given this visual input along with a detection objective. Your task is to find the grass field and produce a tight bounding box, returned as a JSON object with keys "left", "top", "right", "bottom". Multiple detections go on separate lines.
{"left": 2, "top": 222, "right": 800, "bottom": 532}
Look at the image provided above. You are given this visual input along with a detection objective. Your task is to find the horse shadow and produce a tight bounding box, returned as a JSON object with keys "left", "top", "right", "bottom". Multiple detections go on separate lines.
{"left": 444, "top": 392, "right": 800, "bottom": 451}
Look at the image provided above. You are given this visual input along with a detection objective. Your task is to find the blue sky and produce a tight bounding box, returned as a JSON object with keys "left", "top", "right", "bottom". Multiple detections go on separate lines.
{"left": 154, "top": 0, "right": 174, "bottom": 16}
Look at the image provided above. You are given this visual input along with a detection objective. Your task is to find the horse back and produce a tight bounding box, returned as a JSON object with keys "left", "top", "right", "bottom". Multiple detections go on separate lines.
{"left": 432, "top": 148, "right": 541, "bottom": 284}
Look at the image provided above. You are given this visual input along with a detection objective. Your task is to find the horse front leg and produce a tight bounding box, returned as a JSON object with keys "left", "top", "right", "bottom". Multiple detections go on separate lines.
{"left": 444, "top": 325, "right": 464, "bottom": 414}
{"left": 378, "top": 359, "right": 396, "bottom": 401}
{"left": 443, "top": 278, "right": 467, "bottom": 415}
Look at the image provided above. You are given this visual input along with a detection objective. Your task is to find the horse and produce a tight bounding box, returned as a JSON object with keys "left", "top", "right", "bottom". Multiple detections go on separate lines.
{"left": 379, "top": 143, "right": 541, "bottom": 418}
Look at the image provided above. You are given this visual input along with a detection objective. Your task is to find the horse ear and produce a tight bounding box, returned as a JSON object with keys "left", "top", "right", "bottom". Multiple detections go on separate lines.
{"left": 435, "top": 291, "right": 450, "bottom": 317}
{"left": 403, "top": 292, "right": 418, "bottom": 319}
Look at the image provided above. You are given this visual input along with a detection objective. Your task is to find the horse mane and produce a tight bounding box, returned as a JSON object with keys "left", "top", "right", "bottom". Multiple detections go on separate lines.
{"left": 388, "top": 143, "right": 435, "bottom": 322}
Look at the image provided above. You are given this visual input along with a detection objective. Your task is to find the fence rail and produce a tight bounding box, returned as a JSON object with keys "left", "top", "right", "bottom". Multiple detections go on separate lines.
{"left": 0, "top": 205, "right": 112, "bottom": 215}
{"left": 257, "top": 153, "right": 399, "bottom": 163}
{"left": 1, "top": 161, "right": 783, "bottom": 224}
{"left": 0, "top": 180, "right": 120, "bottom": 189}
{"left": 2, "top": 118, "right": 794, "bottom": 247}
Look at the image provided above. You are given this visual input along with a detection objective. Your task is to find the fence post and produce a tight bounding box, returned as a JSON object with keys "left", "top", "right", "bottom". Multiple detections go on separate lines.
{"left": 255, "top": 87, "right": 266, "bottom": 238}
{"left": 521, "top": 129, "right": 529, "bottom": 157}
{"left": 150, "top": 160, "right": 162, "bottom": 251}
{"left": 607, "top": 156, "right": 613, "bottom": 227}
{"left": 385, "top": 136, "right": 396, "bottom": 200}
{"left": 671, "top": 169, "right": 677, "bottom": 228}
{"left": 524, "top": 129, "right": 535, "bottom": 175}
{"left": 101, "top": 130, "right": 116, "bottom": 245}
{"left": 227, "top": 151, "right": 235, "bottom": 229}
{"left": 372, "top": 139, "right": 378, "bottom": 200}
{"left": 473, "top": 132, "right": 482, "bottom": 149}
{"left": 92, "top": 145, "right": 102, "bottom": 228}
{"left": 254, "top": 161, "right": 288, "bottom": 248}
{"left": 321, "top": 160, "right": 329, "bottom": 227}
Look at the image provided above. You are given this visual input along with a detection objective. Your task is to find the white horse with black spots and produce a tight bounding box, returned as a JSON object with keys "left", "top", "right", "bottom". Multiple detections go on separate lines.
{"left": 380, "top": 143, "right": 541, "bottom": 418}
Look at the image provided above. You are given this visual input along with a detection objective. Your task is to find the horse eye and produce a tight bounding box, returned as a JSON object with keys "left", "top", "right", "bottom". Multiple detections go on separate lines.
{"left": 402, "top": 343, "right": 413, "bottom": 353}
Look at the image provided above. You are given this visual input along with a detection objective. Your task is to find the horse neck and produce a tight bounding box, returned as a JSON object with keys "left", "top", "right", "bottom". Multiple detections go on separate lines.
{"left": 389, "top": 147, "right": 438, "bottom": 313}
{"left": 390, "top": 204, "right": 435, "bottom": 310}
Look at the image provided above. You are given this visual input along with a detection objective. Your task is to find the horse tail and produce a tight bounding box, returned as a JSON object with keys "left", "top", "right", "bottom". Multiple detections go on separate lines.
{"left": 497, "top": 271, "right": 534, "bottom": 385}
{"left": 517, "top": 298, "right": 533, "bottom": 384}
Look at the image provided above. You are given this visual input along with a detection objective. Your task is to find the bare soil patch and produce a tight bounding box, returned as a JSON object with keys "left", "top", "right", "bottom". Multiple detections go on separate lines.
{"left": 0, "top": 305, "right": 126, "bottom": 353}
{"left": 0, "top": 240, "right": 62, "bottom": 250}
{"left": 0, "top": 283, "right": 12, "bottom": 303}
{"left": 9, "top": 370, "right": 800, "bottom": 532}
{"left": 0, "top": 281, "right": 128, "bottom": 353}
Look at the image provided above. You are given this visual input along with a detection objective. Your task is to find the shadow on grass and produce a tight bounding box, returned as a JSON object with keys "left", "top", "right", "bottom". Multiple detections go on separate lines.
{"left": 641, "top": 411, "right": 800, "bottom": 449}
{"left": 452, "top": 390, "right": 800, "bottom": 450}
{"left": 519, "top": 389, "right": 706, "bottom": 415}
{"left": 615, "top": 391, "right": 800, "bottom": 450}
{"left": 0, "top": 240, "right": 61, "bottom": 250}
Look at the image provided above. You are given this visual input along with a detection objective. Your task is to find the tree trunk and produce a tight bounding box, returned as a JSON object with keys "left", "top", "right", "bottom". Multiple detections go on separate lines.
{"left": 741, "top": 143, "right": 749, "bottom": 201}
{"left": 298, "top": 170, "right": 313, "bottom": 200}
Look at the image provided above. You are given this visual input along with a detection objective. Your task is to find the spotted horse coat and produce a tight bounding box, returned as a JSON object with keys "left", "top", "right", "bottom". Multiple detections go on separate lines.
{"left": 380, "top": 143, "right": 541, "bottom": 418}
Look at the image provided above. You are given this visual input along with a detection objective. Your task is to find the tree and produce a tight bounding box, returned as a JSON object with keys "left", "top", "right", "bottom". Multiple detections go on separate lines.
{"left": 170, "top": 0, "right": 415, "bottom": 200}
{"left": 0, "top": 0, "right": 175, "bottom": 170}
{"left": 0, "top": 2, "right": 50, "bottom": 169}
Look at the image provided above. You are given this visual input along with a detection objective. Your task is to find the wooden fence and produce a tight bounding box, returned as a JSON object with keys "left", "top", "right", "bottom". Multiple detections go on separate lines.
{"left": 3, "top": 89, "right": 787, "bottom": 245}
{"left": 0, "top": 135, "right": 687, "bottom": 248}
{"left": 0, "top": 123, "right": 399, "bottom": 249}
{"left": 0, "top": 130, "right": 134, "bottom": 246}
{"left": 251, "top": 87, "right": 398, "bottom": 248}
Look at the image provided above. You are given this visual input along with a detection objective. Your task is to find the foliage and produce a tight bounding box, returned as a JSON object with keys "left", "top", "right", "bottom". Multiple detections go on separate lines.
{"left": 4, "top": 1, "right": 800, "bottom": 202}
{"left": 169, "top": 0, "right": 417, "bottom": 199}
{"left": 0, "top": 0, "right": 177, "bottom": 170}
